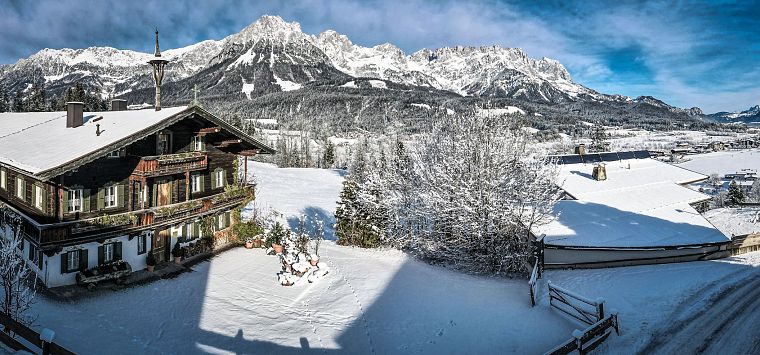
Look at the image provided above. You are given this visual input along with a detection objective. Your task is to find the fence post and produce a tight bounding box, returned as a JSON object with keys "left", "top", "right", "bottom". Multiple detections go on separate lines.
{"left": 596, "top": 300, "right": 605, "bottom": 321}
{"left": 40, "top": 328, "right": 55, "bottom": 355}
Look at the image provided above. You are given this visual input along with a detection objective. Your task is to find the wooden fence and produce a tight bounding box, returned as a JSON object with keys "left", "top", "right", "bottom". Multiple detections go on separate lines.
{"left": 528, "top": 259, "right": 540, "bottom": 307}
{"left": 0, "top": 312, "right": 75, "bottom": 355}
{"left": 548, "top": 281, "right": 605, "bottom": 325}
{"left": 546, "top": 282, "right": 620, "bottom": 355}
{"left": 546, "top": 313, "right": 620, "bottom": 355}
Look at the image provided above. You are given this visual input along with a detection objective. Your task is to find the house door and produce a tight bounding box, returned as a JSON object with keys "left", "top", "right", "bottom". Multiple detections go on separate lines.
{"left": 153, "top": 228, "right": 170, "bottom": 263}
{"left": 156, "top": 179, "right": 172, "bottom": 206}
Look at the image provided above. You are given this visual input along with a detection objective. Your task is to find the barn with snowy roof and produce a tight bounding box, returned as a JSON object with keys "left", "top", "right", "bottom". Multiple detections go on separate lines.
{"left": 533, "top": 151, "right": 731, "bottom": 268}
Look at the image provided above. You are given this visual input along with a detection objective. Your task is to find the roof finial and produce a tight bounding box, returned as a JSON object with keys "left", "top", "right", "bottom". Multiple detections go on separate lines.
{"left": 154, "top": 27, "right": 162, "bottom": 57}
{"left": 190, "top": 84, "right": 203, "bottom": 108}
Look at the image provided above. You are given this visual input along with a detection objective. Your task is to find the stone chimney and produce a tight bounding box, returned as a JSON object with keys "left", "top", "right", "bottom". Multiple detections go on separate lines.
{"left": 110, "top": 99, "right": 127, "bottom": 111}
{"left": 66, "top": 102, "right": 84, "bottom": 128}
{"left": 592, "top": 163, "right": 607, "bottom": 181}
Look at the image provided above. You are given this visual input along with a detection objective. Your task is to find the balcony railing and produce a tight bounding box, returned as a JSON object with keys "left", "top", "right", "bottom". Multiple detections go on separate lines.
{"left": 39, "top": 184, "right": 255, "bottom": 245}
{"left": 132, "top": 152, "right": 208, "bottom": 177}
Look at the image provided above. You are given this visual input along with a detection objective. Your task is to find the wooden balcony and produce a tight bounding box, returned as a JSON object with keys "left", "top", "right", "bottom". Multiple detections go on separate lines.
{"left": 132, "top": 152, "right": 207, "bottom": 178}
{"left": 39, "top": 184, "right": 255, "bottom": 245}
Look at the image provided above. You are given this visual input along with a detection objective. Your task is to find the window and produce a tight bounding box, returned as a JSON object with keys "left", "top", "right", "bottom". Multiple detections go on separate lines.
{"left": 104, "top": 185, "right": 117, "bottom": 208}
{"left": 98, "top": 242, "right": 121, "bottom": 265}
{"left": 185, "top": 222, "right": 195, "bottom": 239}
{"left": 193, "top": 136, "right": 205, "bottom": 151}
{"left": 216, "top": 213, "right": 226, "bottom": 230}
{"left": 137, "top": 234, "right": 147, "bottom": 255}
{"left": 67, "top": 189, "right": 83, "bottom": 213}
{"left": 157, "top": 132, "right": 171, "bottom": 155}
{"left": 62, "top": 250, "right": 86, "bottom": 273}
{"left": 103, "top": 243, "right": 114, "bottom": 264}
{"left": 0, "top": 169, "right": 6, "bottom": 190}
{"left": 191, "top": 174, "right": 203, "bottom": 193}
{"left": 215, "top": 169, "right": 225, "bottom": 188}
{"left": 16, "top": 177, "right": 25, "bottom": 200}
{"left": 34, "top": 185, "right": 44, "bottom": 210}
{"left": 29, "top": 245, "right": 42, "bottom": 270}
{"left": 67, "top": 251, "right": 79, "bottom": 271}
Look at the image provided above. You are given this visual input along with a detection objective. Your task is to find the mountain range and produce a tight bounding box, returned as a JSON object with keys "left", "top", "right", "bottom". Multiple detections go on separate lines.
{"left": 707, "top": 105, "right": 760, "bottom": 124}
{"left": 0, "top": 15, "right": 722, "bottom": 133}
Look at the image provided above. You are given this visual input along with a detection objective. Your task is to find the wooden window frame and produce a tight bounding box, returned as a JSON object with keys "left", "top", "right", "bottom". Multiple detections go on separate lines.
{"left": 137, "top": 234, "right": 147, "bottom": 255}
{"left": 67, "top": 189, "right": 83, "bottom": 213}
{"left": 104, "top": 184, "right": 118, "bottom": 209}
{"left": 34, "top": 185, "right": 44, "bottom": 210}
{"left": 15, "top": 177, "right": 25, "bottom": 201}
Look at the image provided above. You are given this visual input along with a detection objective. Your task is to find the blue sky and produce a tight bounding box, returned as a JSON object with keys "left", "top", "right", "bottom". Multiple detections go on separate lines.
{"left": 1, "top": 0, "right": 758, "bottom": 113}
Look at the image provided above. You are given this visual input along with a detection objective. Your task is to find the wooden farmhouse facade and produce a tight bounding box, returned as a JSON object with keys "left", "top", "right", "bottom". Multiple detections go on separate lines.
{"left": 0, "top": 103, "right": 274, "bottom": 287}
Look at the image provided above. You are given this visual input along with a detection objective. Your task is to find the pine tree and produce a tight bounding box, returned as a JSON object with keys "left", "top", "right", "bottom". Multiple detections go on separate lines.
{"left": 728, "top": 181, "right": 745, "bottom": 205}
{"left": 322, "top": 141, "right": 335, "bottom": 168}
{"left": 12, "top": 91, "right": 23, "bottom": 112}
{"left": 23, "top": 83, "right": 47, "bottom": 112}
{"left": 0, "top": 90, "right": 9, "bottom": 113}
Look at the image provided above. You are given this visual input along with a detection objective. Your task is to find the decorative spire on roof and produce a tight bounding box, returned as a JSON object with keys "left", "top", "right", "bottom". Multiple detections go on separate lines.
{"left": 149, "top": 28, "right": 169, "bottom": 111}
{"left": 154, "top": 28, "right": 162, "bottom": 57}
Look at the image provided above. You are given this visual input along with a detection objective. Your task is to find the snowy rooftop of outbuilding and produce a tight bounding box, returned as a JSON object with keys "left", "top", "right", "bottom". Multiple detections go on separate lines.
{"left": 0, "top": 106, "right": 186, "bottom": 176}
{"left": 535, "top": 157, "right": 729, "bottom": 247}
{"left": 703, "top": 207, "right": 760, "bottom": 238}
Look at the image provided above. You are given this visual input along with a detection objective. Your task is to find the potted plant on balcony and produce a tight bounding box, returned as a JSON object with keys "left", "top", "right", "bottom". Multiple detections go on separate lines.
{"left": 244, "top": 237, "right": 254, "bottom": 249}
{"left": 146, "top": 252, "right": 156, "bottom": 272}
{"left": 171, "top": 243, "right": 184, "bottom": 265}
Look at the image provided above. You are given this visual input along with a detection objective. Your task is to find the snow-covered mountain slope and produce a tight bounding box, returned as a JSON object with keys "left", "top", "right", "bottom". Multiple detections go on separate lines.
{"left": 708, "top": 105, "right": 760, "bottom": 123}
{"left": 0, "top": 14, "right": 707, "bottom": 127}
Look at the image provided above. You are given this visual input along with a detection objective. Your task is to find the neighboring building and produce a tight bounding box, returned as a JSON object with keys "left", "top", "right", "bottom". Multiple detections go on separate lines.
{"left": 0, "top": 32, "right": 274, "bottom": 287}
{"left": 534, "top": 151, "right": 730, "bottom": 268}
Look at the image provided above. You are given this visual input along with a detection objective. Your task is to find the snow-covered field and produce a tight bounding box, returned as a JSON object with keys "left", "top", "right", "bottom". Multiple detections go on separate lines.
{"left": 19, "top": 162, "right": 760, "bottom": 354}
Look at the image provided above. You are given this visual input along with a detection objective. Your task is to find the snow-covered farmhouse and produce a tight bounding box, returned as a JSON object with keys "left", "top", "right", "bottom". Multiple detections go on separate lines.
{"left": 534, "top": 151, "right": 731, "bottom": 267}
{"left": 0, "top": 32, "right": 274, "bottom": 287}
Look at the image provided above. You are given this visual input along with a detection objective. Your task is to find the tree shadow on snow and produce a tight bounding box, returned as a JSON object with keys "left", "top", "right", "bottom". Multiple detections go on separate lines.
{"left": 286, "top": 205, "right": 338, "bottom": 241}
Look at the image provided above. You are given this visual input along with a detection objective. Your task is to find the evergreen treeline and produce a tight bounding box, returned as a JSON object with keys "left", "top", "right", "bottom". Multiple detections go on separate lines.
{"left": 0, "top": 82, "right": 108, "bottom": 113}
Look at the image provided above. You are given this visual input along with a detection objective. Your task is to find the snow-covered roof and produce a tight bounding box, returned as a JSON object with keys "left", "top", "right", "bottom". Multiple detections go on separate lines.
{"left": 535, "top": 157, "right": 729, "bottom": 247}
{"left": 704, "top": 207, "right": 760, "bottom": 238}
{"left": 0, "top": 106, "right": 274, "bottom": 179}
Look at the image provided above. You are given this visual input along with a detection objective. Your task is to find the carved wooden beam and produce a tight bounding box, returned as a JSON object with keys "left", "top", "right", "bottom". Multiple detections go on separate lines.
{"left": 214, "top": 139, "right": 242, "bottom": 148}
{"left": 196, "top": 127, "right": 221, "bottom": 136}
{"left": 238, "top": 149, "right": 260, "bottom": 156}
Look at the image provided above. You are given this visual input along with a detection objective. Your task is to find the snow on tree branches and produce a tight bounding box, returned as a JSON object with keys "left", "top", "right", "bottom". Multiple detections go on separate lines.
{"left": 335, "top": 113, "right": 562, "bottom": 275}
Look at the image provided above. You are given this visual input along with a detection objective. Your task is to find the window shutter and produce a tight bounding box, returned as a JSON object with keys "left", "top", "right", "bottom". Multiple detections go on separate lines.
{"left": 200, "top": 139, "right": 206, "bottom": 151}
{"left": 117, "top": 184, "right": 125, "bottom": 207}
{"left": 79, "top": 249, "right": 88, "bottom": 271}
{"left": 82, "top": 189, "right": 91, "bottom": 212}
{"left": 62, "top": 190, "right": 69, "bottom": 213}
{"left": 226, "top": 212, "right": 232, "bottom": 228}
{"left": 119, "top": 148, "right": 126, "bottom": 158}
{"left": 199, "top": 174, "right": 205, "bottom": 192}
{"left": 211, "top": 170, "right": 217, "bottom": 189}
{"left": 222, "top": 170, "right": 227, "bottom": 187}
{"left": 152, "top": 184, "right": 158, "bottom": 206}
{"left": 42, "top": 187, "right": 48, "bottom": 211}
{"left": 194, "top": 222, "right": 201, "bottom": 238}
{"left": 61, "top": 253, "right": 68, "bottom": 274}
{"left": 98, "top": 245, "right": 104, "bottom": 265}
{"left": 115, "top": 242, "right": 122, "bottom": 261}
{"left": 31, "top": 185, "right": 37, "bottom": 207}
{"left": 97, "top": 188, "right": 105, "bottom": 210}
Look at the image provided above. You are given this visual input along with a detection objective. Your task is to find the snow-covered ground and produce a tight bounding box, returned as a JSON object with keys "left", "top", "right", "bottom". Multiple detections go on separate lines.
{"left": 18, "top": 161, "right": 760, "bottom": 354}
